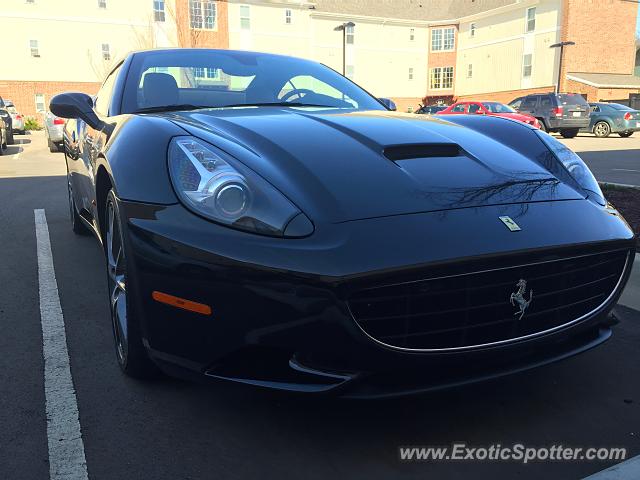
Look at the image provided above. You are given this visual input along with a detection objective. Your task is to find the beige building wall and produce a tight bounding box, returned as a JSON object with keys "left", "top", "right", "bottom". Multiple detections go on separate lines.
{"left": 227, "top": 1, "right": 313, "bottom": 58}
{"left": 455, "top": 0, "right": 561, "bottom": 97}
{"left": 311, "top": 16, "right": 428, "bottom": 101}
{"left": 226, "top": 2, "right": 429, "bottom": 107}
{"left": 0, "top": 0, "right": 178, "bottom": 83}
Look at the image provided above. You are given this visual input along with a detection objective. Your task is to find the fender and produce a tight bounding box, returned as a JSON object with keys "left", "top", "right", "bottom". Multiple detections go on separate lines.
{"left": 98, "top": 115, "right": 189, "bottom": 204}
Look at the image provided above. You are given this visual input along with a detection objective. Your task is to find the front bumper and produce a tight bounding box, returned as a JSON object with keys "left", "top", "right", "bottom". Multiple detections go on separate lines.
{"left": 120, "top": 198, "right": 635, "bottom": 397}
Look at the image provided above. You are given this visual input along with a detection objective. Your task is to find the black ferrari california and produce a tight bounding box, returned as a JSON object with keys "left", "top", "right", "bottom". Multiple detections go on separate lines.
{"left": 51, "top": 49, "right": 635, "bottom": 398}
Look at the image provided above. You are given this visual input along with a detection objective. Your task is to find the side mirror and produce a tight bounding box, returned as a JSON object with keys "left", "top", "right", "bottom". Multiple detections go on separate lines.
{"left": 378, "top": 98, "right": 397, "bottom": 111}
{"left": 475, "top": 110, "right": 485, "bottom": 115}
{"left": 50, "top": 92, "right": 104, "bottom": 130}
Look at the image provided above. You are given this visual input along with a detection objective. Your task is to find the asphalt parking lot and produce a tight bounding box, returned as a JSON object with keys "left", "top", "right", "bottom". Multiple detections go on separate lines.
{"left": 1, "top": 130, "right": 639, "bottom": 480}
{"left": 562, "top": 133, "right": 640, "bottom": 187}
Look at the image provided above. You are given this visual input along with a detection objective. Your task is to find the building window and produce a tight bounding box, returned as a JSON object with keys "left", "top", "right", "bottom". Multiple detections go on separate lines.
{"left": 35, "top": 94, "right": 45, "bottom": 113}
{"left": 345, "top": 24, "right": 354, "bottom": 45}
{"left": 431, "top": 29, "right": 442, "bottom": 51}
{"left": 470, "top": 23, "right": 476, "bottom": 37}
{"left": 408, "top": 68, "right": 414, "bottom": 80}
{"left": 523, "top": 54, "right": 533, "bottom": 77}
{"left": 194, "top": 67, "right": 220, "bottom": 79}
{"left": 526, "top": 7, "right": 536, "bottom": 32}
{"left": 467, "top": 63, "right": 473, "bottom": 78}
{"left": 101, "top": 43, "right": 111, "bottom": 61}
{"left": 153, "top": 0, "right": 165, "bottom": 22}
{"left": 30, "top": 39, "right": 39, "bottom": 57}
{"left": 409, "top": 28, "right": 415, "bottom": 41}
{"left": 285, "top": 9, "right": 292, "bottom": 24}
{"left": 431, "top": 27, "right": 455, "bottom": 51}
{"left": 345, "top": 65, "right": 354, "bottom": 79}
{"left": 443, "top": 28, "right": 455, "bottom": 50}
{"left": 430, "top": 66, "right": 454, "bottom": 89}
{"left": 98, "top": 0, "right": 106, "bottom": 8}
{"left": 442, "top": 66, "right": 454, "bottom": 88}
{"left": 240, "top": 5, "right": 250, "bottom": 30}
{"left": 190, "top": 0, "right": 217, "bottom": 29}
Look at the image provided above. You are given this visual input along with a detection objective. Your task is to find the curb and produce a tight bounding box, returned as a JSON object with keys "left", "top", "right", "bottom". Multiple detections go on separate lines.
{"left": 599, "top": 182, "right": 640, "bottom": 190}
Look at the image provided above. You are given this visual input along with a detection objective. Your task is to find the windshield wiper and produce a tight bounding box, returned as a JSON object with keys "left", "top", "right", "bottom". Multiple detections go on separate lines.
{"left": 218, "top": 102, "right": 338, "bottom": 109}
{"left": 133, "top": 104, "right": 211, "bottom": 114}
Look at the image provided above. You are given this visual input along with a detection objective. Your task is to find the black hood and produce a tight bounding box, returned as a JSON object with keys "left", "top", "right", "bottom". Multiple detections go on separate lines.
{"left": 168, "top": 108, "right": 584, "bottom": 223}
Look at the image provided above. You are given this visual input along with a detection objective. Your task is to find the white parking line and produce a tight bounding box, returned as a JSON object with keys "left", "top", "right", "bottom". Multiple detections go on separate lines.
{"left": 612, "top": 169, "right": 640, "bottom": 173}
{"left": 35, "top": 209, "right": 89, "bottom": 480}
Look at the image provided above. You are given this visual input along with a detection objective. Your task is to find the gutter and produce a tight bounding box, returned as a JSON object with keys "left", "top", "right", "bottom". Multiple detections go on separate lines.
{"left": 566, "top": 74, "right": 640, "bottom": 90}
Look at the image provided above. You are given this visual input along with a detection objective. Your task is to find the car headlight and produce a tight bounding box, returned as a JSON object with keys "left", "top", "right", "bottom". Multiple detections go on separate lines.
{"left": 168, "top": 137, "right": 313, "bottom": 237}
{"left": 534, "top": 130, "right": 605, "bottom": 205}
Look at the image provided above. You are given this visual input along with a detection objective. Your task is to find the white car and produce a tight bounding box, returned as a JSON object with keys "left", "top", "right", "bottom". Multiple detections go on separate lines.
{"left": 5, "top": 101, "right": 25, "bottom": 134}
{"left": 44, "top": 111, "right": 65, "bottom": 152}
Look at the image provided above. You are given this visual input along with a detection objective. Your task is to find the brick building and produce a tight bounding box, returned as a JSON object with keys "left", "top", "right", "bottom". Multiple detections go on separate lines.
{"left": 0, "top": 0, "right": 638, "bottom": 119}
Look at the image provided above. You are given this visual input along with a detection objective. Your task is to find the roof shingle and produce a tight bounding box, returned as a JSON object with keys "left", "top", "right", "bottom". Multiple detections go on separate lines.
{"left": 311, "top": 0, "right": 517, "bottom": 22}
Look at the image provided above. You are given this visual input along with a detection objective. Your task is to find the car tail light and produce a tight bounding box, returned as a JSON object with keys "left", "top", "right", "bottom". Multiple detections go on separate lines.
{"left": 552, "top": 106, "right": 563, "bottom": 117}
{"left": 53, "top": 117, "right": 65, "bottom": 125}
{"left": 624, "top": 112, "right": 632, "bottom": 121}
{"left": 16, "top": 115, "right": 23, "bottom": 120}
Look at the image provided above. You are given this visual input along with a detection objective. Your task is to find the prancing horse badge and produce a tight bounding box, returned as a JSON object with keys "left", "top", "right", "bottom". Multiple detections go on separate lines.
{"left": 499, "top": 216, "right": 521, "bottom": 232}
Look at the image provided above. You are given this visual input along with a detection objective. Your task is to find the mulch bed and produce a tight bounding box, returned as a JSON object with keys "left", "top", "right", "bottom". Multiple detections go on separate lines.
{"left": 601, "top": 184, "right": 640, "bottom": 250}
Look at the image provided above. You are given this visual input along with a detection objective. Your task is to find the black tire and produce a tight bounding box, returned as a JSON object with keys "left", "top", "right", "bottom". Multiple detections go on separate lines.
{"left": 6, "top": 129, "right": 14, "bottom": 145}
{"left": 68, "top": 181, "right": 90, "bottom": 235}
{"left": 537, "top": 119, "right": 547, "bottom": 132}
{"left": 593, "top": 121, "right": 611, "bottom": 138}
{"left": 104, "top": 190, "right": 160, "bottom": 379}
{"left": 560, "top": 128, "right": 579, "bottom": 138}
{"left": 618, "top": 132, "right": 633, "bottom": 138}
{"left": 48, "top": 136, "right": 58, "bottom": 153}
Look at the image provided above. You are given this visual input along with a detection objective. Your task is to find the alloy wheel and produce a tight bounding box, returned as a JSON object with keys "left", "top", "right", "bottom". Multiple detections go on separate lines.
{"left": 594, "top": 122, "right": 610, "bottom": 138}
{"left": 106, "top": 199, "right": 128, "bottom": 365}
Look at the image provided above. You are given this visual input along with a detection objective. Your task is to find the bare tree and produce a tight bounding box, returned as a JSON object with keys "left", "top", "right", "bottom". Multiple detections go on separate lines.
{"left": 167, "top": 0, "right": 206, "bottom": 48}
{"left": 87, "top": 49, "right": 114, "bottom": 82}
{"left": 131, "top": 18, "right": 158, "bottom": 50}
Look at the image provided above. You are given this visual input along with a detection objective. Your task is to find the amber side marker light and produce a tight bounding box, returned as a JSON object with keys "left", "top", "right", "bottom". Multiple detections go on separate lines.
{"left": 152, "top": 291, "right": 212, "bottom": 316}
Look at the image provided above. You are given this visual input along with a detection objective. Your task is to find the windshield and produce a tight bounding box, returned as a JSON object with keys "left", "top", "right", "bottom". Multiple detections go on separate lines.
{"left": 121, "top": 50, "right": 386, "bottom": 114}
{"left": 482, "top": 102, "right": 516, "bottom": 113}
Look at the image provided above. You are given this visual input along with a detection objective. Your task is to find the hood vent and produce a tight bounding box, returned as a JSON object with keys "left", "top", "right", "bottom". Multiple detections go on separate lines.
{"left": 383, "top": 144, "right": 461, "bottom": 161}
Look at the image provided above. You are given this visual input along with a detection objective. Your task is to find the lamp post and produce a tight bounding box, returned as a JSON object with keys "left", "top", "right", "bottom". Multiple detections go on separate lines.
{"left": 334, "top": 21, "right": 355, "bottom": 76}
{"left": 550, "top": 41, "right": 575, "bottom": 93}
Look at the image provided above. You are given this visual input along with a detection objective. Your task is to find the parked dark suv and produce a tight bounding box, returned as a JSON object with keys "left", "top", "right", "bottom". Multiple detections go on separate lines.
{"left": 0, "top": 95, "right": 14, "bottom": 145}
{"left": 512, "top": 93, "right": 590, "bottom": 138}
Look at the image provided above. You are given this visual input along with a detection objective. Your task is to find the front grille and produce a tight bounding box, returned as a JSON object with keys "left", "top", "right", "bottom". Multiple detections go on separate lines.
{"left": 348, "top": 249, "right": 629, "bottom": 350}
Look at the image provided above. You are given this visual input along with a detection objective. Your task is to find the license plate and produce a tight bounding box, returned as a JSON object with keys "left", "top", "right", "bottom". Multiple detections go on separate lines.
{"left": 572, "top": 111, "right": 582, "bottom": 117}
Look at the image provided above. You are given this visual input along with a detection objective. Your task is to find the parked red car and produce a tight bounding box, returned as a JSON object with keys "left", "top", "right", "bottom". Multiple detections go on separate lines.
{"left": 437, "top": 101, "right": 541, "bottom": 129}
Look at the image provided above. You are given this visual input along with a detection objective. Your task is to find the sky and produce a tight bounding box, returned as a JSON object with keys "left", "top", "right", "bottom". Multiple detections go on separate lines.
{"left": 637, "top": 3, "right": 640, "bottom": 38}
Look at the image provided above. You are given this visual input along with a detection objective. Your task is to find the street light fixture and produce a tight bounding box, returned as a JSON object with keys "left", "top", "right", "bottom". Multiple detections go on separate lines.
{"left": 550, "top": 41, "right": 575, "bottom": 93}
{"left": 334, "top": 21, "right": 355, "bottom": 76}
